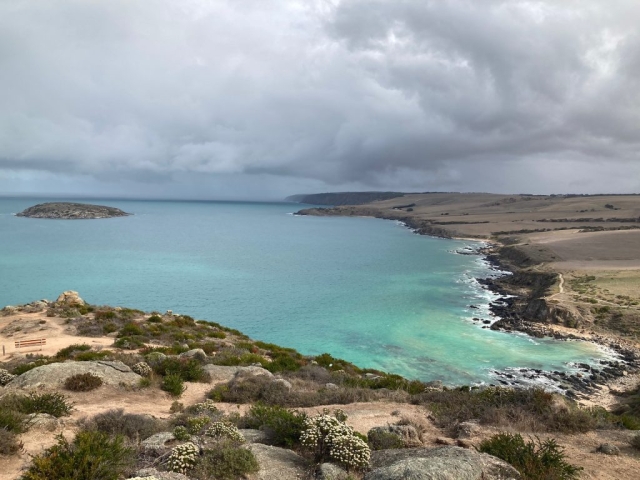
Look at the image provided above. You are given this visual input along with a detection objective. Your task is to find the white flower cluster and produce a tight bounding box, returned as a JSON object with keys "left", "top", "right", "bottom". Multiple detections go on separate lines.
{"left": 0, "top": 368, "right": 16, "bottom": 386}
{"left": 192, "top": 399, "right": 220, "bottom": 415}
{"left": 205, "top": 422, "right": 245, "bottom": 442}
{"left": 300, "top": 413, "right": 370, "bottom": 471}
{"left": 186, "top": 415, "right": 211, "bottom": 434}
{"left": 166, "top": 442, "right": 199, "bottom": 474}
{"left": 329, "top": 434, "right": 370, "bottom": 470}
{"left": 131, "top": 362, "right": 152, "bottom": 377}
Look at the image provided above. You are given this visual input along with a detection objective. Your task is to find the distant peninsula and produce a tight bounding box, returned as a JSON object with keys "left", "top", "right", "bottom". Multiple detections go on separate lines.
{"left": 16, "top": 202, "right": 131, "bottom": 219}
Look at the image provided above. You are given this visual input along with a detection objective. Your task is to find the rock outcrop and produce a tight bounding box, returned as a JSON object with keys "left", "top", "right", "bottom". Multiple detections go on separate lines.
{"left": 6, "top": 361, "right": 141, "bottom": 389}
{"left": 247, "top": 444, "right": 310, "bottom": 480}
{"left": 16, "top": 202, "right": 131, "bottom": 219}
{"left": 56, "top": 290, "right": 85, "bottom": 306}
{"left": 365, "top": 446, "right": 520, "bottom": 480}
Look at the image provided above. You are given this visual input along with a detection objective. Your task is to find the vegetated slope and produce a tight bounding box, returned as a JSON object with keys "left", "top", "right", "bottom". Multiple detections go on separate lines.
{"left": 286, "top": 191, "right": 406, "bottom": 205}
{"left": 16, "top": 202, "right": 131, "bottom": 219}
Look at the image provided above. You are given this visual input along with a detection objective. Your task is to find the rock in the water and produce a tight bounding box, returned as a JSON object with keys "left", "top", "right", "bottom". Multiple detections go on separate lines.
{"left": 366, "top": 446, "right": 520, "bottom": 480}
{"left": 179, "top": 348, "right": 207, "bottom": 362}
{"left": 317, "top": 462, "right": 350, "bottom": 480}
{"left": 6, "top": 360, "right": 141, "bottom": 389}
{"left": 248, "top": 444, "right": 310, "bottom": 480}
{"left": 596, "top": 443, "right": 620, "bottom": 455}
{"left": 16, "top": 202, "right": 130, "bottom": 220}
{"left": 56, "top": 290, "right": 85, "bottom": 306}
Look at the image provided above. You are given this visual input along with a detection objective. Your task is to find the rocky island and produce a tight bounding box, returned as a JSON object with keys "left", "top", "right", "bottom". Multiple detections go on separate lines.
{"left": 16, "top": 202, "right": 131, "bottom": 219}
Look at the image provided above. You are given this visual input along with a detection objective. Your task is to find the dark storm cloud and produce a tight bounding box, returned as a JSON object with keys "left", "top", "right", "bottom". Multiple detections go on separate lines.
{"left": 1, "top": 0, "right": 639, "bottom": 197}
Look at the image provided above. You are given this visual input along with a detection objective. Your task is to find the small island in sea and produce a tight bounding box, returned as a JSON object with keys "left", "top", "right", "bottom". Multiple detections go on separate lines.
{"left": 16, "top": 202, "right": 130, "bottom": 219}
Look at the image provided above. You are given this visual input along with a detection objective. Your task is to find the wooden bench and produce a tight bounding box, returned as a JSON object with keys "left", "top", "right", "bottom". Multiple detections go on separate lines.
{"left": 15, "top": 338, "right": 46, "bottom": 351}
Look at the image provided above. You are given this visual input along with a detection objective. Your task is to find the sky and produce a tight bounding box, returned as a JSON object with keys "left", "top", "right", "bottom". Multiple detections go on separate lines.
{"left": 1, "top": 0, "right": 639, "bottom": 200}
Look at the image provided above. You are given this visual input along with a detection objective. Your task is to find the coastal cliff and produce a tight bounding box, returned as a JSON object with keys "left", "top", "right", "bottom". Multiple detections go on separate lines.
{"left": 16, "top": 202, "right": 131, "bottom": 219}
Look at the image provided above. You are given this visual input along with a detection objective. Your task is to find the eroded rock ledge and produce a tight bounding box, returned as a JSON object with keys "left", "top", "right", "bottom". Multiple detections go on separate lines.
{"left": 16, "top": 202, "right": 131, "bottom": 219}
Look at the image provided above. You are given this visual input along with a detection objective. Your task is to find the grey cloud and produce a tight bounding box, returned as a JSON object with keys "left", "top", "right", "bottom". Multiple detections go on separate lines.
{"left": 0, "top": 0, "right": 639, "bottom": 197}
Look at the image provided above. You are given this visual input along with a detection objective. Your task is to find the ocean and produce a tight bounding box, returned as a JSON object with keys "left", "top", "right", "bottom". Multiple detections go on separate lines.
{"left": 0, "top": 197, "right": 608, "bottom": 385}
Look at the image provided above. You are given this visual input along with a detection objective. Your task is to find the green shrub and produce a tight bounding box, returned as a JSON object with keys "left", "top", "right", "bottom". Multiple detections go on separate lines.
{"left": 118, "top": 322, "right": 144, "bottom": 337}
{"left": 242, "top": 404, "right": 307, "bottom": 447}
{"left": 0, "top": 428, "right": 23, "bottom": 456}
{"left": 0, "top": 408, "right": 26, "bottom": 434}
{"left": 74, "top": 350, "right": 111, "bottom": 361}
{"left": 18, "top": 393, "right": 73, "bottom": 418}
{"left": 154, "top": 357, "right": 209, "bottom": 382}
{"left": 11, "top": 358, "right": 52, "bottom": 375}
{"left": 20, "top": 431, "right": 134, "bottom": 480}
{"left": 173, "top": 425, "right": 190, "bottom": 441}
{"left": 192, "top": 444, "right": 259, "bottom": 480}
{"left": 187, "top": 416, "right": 211, "bottom": 434}
{"left": 84, "top": 409, "right": 164, "bottom": 442}
{"left": 162, "top": 374, "right": 186, "bottom": 397}
{"left": 64, "top": 373, "right": 103, "bottom": 392}
{"left": 55, "top": 344, "right": 91, "bottom": 360}
{"left": 367, "top": 429, "right": 405, "bottom": 450}
{"left": 147, "top": 315, "right": 163, "bottom": 323}
{"left": 102, "top": 323, "right": 118, "bottom": 334}
{"left": 113, "top": 336, "right": 147, "bottom": 349}
{"left": 478, "top": 433, "right": 582, "bottom": 480}
{"left": 94, "top": 310, "right": 117, "bottom": 321}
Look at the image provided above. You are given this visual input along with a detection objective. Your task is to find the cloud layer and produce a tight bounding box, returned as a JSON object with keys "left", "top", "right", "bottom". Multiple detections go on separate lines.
{"left": 1, "top": 0, "right": 639, "bottom": 198}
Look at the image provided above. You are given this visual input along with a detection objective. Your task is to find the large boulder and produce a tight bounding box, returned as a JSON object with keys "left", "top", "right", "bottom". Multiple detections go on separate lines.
{"left": 203, "top": 364, "right": 274, "bottom": 384}
{"left": 365, "top": 447, "right": 520, "bottom": 480}
{"left": 6, "top": 361, "right": 141, "bottom": 389}
{"left": 56, "top": 291, "right": 85, "bottom": 306}
{"left": 179, "top": 349, "right": 207, "bottom": 362}
{"left": 247, "top": 444, "right": 310, "bottom": 480}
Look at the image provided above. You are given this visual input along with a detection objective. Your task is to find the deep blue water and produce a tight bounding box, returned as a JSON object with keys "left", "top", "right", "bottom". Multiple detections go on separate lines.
{"left": 0, "top": 197, "right": 608, "bottom": 384}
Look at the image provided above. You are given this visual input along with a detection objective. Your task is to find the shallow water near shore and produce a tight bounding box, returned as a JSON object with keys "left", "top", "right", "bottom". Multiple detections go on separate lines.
{"left": 0, "top": 197, "right": 609, "bottom": 385}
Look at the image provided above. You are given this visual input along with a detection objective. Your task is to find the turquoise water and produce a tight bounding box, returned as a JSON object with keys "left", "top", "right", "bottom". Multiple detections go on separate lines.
{"left": 0, "top": 197, "right": 607, "bottom": 384}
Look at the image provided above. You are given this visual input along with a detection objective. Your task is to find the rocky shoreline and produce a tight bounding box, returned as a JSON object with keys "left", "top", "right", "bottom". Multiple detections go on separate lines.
{"left": 16, "top": 202, "right": 131, "bottom": 219}
{"left": 298, "top": 206, "right": 640, "bottom": 402}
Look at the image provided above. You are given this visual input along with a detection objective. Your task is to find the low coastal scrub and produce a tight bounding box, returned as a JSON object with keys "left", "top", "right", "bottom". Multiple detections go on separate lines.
{"left": 240, "top": 403, "right": 307, "bottom": 447}
{"left": 191, "top": 444, "right": 259, "bottom": 480}
{"left": 64, "top": 372, "right": 103, "bottom": 392}
{"left": 81, "top": 409, "right": 166, "bottom": 442}
{"left": 161, "top": 374, "right": 186, "bottom": 397}
{"left": 11, "top": 392, "right": 74, "bottom": 418}
{"left": 20, "top": 431, "right": 134, "bottom": 480}
{"left": 478, "top": 432, "right": 582, "bottom": 480}
{"left": 413, "top": 386, "right": 607, "bottom": 433}
{"left": 0, "top": 429, "right": 23, "bottom": 456}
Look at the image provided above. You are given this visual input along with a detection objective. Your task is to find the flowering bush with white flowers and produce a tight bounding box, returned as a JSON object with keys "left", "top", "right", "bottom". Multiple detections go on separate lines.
{"left": 166, "top": 442, "right": 199, "bottom": 474}
{"left": 131, "top": 362, "right": 152, "bottom": 377}
{"left": 300, "top": 412, "right": 370, "bottom": 471}
{"left": 205, "top": 422, "right": 245, "bottom": 442}
{"left": 0, "top": 368, "right": 16, "bottom": 386}
{"left": 191, "top": 399, "right": 220, "bottom": 415}
{"left": 186, "top": 415, "right": 211, "bottom": 434}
